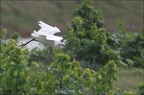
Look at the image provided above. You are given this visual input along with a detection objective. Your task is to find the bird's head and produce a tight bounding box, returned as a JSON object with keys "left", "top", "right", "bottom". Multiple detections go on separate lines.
{"left": 55, "top": 41, "right": 70, "bottom": 49}
{"left": 55, "top": 41, "right": 65, "bottom": 48}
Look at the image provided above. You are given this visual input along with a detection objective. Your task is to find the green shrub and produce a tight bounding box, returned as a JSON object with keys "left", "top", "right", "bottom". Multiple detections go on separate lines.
{"left": 65, "top": 0, "right": 124, "bottom": 69}
{"left": 29, "top": 47, "right": 55, "bottom": 65}
{"left": 0, "top": 29, "right": 119, "bottom": 95}
{"left": 0, "top": 31, "right": 30, "bottom": 94}
{"left": 31, "top": 52, "right": 119, "bottom": 95}
{"left": 115, "top": 23, "right": 144, "bottom": 67}
{"left": 137, "top": 82, "right": 144, "bottom": 95}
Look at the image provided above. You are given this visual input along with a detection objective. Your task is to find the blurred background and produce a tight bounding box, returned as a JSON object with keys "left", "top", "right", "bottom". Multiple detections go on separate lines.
{"left": 1, "top": 0, "right": 143, "bottom": 38}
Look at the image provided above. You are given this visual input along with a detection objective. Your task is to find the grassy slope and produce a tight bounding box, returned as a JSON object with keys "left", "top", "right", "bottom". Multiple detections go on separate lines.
{"left": 113, "top": 67, "right": 143, "bottom": 92}
{"left": 1, "top": 0, "right": 143, "bottom": 37}
{"left": 94, "top": 1, "right": 143, "bottom": 32}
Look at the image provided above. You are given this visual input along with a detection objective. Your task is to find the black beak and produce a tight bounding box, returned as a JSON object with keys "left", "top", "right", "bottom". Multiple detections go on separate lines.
{"left": 63, "top": 44, "right": 71, "bottom": 50}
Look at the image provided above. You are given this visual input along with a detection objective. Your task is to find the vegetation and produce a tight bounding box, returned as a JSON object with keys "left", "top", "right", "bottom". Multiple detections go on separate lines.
{"left": 1, "top": 0, "right": 143, "bottom": 37}
{"left": 65, "top": 0, "right": 144, "bottom": 69}
{"left": 0, "top": 0, "right": 143, "bottom": 95}
{"left": 0, "top": 30, "right": 119, "bottom": 94}
{"left": 113, "top": 67, "right": 143, "bottom": 92}
{"left": 65, "top": 1, "right": 124, "bottom": 70}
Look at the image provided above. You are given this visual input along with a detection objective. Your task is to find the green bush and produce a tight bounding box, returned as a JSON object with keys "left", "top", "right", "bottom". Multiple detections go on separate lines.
{"left": 65, "top": 0, "right": 124, "bottom": 69}
{"left": 29, "top": 47, "right": 55, "bottom": 65}
{"left": 0, "top": 31, "right": 30, "bottom": 94}
{"left": 0, "top": 30, "right": 119, "bottom": 94}
{"left": 0, "top": 29, "right": 120, "bottom": 95}
{"left": 115, "top": 23, "right": 144, "bottom": 67}
{"left": 137, "top": 82, "right": 144, "bottom": 95}
{"left": 65, "top": 0, "right": 143, "bottom": 69}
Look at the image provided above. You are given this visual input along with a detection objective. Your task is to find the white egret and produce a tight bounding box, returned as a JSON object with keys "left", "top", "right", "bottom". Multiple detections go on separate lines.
{"left": 20, "top": 21, "right": 68, "bottom": 49}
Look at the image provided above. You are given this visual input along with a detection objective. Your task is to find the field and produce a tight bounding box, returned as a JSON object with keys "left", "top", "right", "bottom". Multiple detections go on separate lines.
{"left": 1, "top": 0, "right": 143, "bottom": 37}
{"left": 113, "top": 67, "right": 143, "bottom": 92}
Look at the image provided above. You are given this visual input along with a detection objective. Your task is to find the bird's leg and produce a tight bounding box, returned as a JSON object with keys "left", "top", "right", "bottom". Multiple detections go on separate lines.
{"left": 19, "top": 38, "right": 37, "bottom": 48}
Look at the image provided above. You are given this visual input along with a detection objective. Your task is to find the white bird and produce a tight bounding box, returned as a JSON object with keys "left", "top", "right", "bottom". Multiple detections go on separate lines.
{"left": 31, "top": 21, "right": 65, "bottom": 49}
{"left": 20, "top": 21, "right": 67, "bottom": 49}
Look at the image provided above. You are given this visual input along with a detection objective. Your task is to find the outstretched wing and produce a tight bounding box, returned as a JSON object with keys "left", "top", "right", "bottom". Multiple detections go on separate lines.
{"left": 38, "top": 21, "right": 60, "bottom": 35}
{"left": 46, "top": 35, "right": 63, "bottom": 42}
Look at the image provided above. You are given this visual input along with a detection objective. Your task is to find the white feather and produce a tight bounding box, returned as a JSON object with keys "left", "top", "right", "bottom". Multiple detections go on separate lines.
{"left": 31, "top": 21, "right": 64, "bottom": 49}
{"left": 38, "top": 21, "right": 60, "bottom": 35}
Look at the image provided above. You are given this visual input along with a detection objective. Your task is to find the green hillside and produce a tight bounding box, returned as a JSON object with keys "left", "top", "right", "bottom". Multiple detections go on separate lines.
{"left": 1, "top": 0, "right": 143, "bottom": 37}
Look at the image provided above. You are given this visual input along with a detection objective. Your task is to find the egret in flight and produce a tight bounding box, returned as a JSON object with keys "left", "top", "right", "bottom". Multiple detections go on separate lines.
{"left": 20, "top": 21, "right": 68, "bottom": 49}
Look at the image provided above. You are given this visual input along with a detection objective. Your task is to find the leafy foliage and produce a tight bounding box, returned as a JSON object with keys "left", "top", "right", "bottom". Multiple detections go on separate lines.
{"left": 0, "top": 29, "right": 118, "bottom": 94}
{"left": 65, "top": 0, "right": 143, "bottom": 69}
{"left": 114, "top": 23, "right": 144, "bottom": 67}
{"left": 136, "top": 82, "right": 144, "bottom": 95}
{"left": 65, "top": 0, "right": 124, "bottom": 69}
{"left": 0, "top": 29, "right": 135, "bottom": 95}
{"left": 29, "top": 47, "right": 55, "bottom": 65}
{"left": 0, "top": 32, "right": 30, "bottom": 94}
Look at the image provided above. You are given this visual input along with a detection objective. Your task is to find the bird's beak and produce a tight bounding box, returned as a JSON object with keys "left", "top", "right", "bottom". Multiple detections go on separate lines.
{"left": 63, "top": 44, "right": 71, "bottom": 50}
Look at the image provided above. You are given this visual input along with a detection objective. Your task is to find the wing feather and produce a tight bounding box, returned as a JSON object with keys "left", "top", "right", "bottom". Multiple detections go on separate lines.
{"left": 38, "top": 21, "right": 60, "bottom": 35}
{"left": 46, "top": 35, "right": 63, "bottom": 41}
